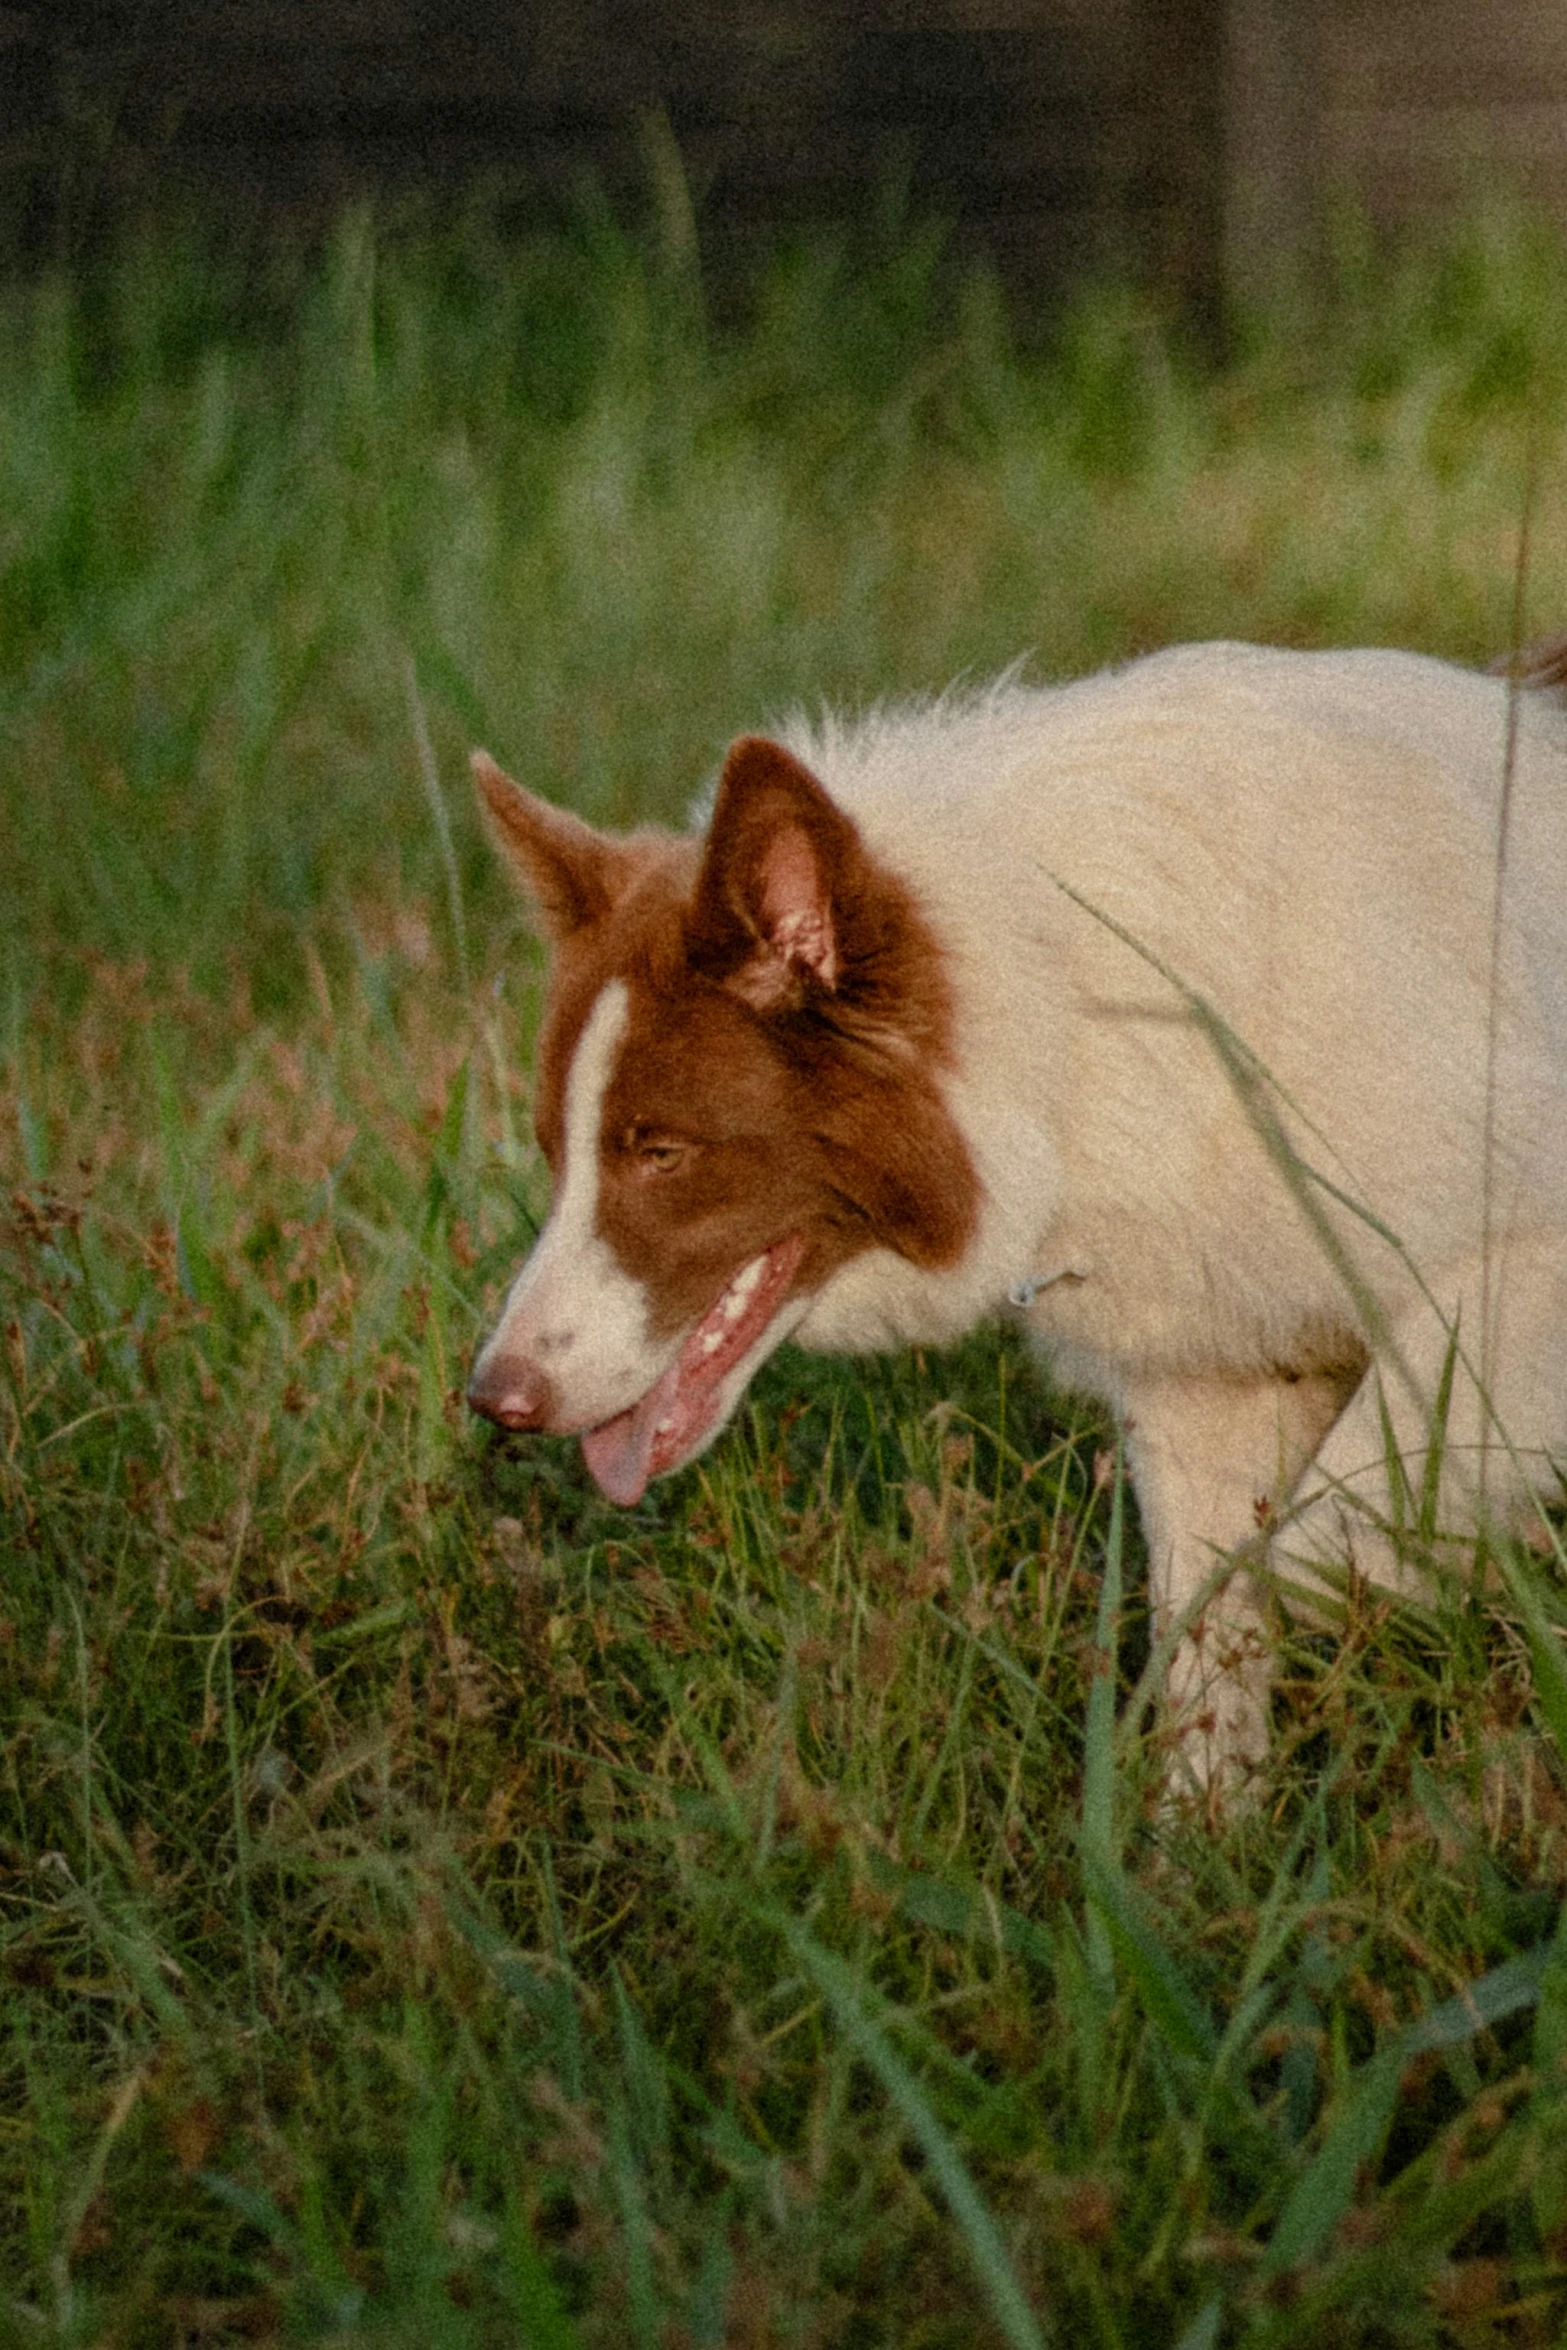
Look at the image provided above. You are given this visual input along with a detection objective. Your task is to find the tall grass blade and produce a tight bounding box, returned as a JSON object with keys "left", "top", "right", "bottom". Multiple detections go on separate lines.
{"left": 454, "top": 1908, "right": 586, "bottom": 2107}
{"left": 1173, "top": 2295, "right": 1222, "bottom": 2350}
{"left": 1262, "top": 2041, "right": 1404, "bottom": 2280}
{"left": 685, "top": 2197, "right": 736, "bottom": 2350}
{"left": 780, "top": 1917, "right": 1048, "bottom": 2350}
{"left": 1489, "top": 1541, "right": 1567, "bottom": 1766}
{"left": 1482, "top": 450, "right": 1538, "bottom": 1454}
{"left": 1264, "top": 1944, "right": 1551, "bottom": 2277}
{"left": 1534, "top": 1896, "right": 1567, "bottom": 2083}
{"left": 540, "top": 1842, "right": 586, "bottom": 2104}
{"left": 501, "top": 2190, "right": 585, "bottom": 2348}
{"left": 200, "top": 2170, "right": 367, "bottom": 2330}
{"left": 866, "top": 1851, "right": 1057, "bottom": 1977}
{"left": 1081, "top": 1449, "right": 1123, "bottom": 1996}
{"left": 1418, "top": 1321, "right": 1461, "bottom": 1546}
{"left": 404, "top": 647, "right": 470, "bottom": 993}
{"left": 1081, "top": 1854, "right": 1217, "bottom": 2070}
{"left": 608, "top": 2100, "right": 661, "bottom": 2349}
{"left": 611, "top": 1965, "right": 671, "bottom": 2171}
{"left": 421, "top": 1057, "right": 471, "bottom": 1248}
{"left": 415, "top": 1282, "right": 451, "bottom": 1484}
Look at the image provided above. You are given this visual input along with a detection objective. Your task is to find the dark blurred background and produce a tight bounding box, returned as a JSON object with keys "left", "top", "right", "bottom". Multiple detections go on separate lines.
{"left": 7, "top": 2, "right": 1567, "bottom": 329}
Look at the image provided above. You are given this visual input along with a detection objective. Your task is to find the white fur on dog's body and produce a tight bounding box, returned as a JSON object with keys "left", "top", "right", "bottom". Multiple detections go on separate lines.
{"left": 784, "top": 648, "right": 1567, "bottom": 1359}
{"left": 765, "top": 644, "right": 1567, "bottom": 1775}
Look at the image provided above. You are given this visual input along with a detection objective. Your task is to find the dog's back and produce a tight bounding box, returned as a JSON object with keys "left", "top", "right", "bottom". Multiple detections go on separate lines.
{"left": 782, "top": 645, "right": 1567, "bottom": 1376}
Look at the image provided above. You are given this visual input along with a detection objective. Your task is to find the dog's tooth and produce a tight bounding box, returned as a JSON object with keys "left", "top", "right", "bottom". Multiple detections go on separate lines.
{"left": 729, "top": 1256, "right": 765, "bottom": 1306}
{"left": 701, "top": 1329, "right": 723, "bottom": 1355}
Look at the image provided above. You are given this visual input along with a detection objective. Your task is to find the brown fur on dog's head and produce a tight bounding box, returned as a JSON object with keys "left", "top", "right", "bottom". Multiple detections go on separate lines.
{"left": 472, "top": 741, "right": 980, "bottom": 1334}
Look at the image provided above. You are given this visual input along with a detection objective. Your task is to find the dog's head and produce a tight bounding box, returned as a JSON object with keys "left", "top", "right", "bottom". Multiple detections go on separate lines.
{"left": 466, "top": 736, "right": 978, "bottom": 1502}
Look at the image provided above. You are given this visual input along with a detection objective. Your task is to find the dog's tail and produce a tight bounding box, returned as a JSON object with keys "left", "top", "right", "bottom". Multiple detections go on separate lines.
{"left": 1487, "top": 631, "right": 1567, "bottom": 701}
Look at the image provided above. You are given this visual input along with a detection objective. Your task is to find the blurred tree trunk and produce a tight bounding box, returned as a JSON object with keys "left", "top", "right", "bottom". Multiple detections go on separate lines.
{"left": 1222, "top": 0, "right": 1325, "bottom": 320}
{"left": 1129, "top": 0, "right": 1228, "bottom": 347}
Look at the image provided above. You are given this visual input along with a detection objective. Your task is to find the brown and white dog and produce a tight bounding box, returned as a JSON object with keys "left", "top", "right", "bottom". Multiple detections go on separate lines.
{"left": 468, "top": 641, "right": 1567, "bottom": 1784}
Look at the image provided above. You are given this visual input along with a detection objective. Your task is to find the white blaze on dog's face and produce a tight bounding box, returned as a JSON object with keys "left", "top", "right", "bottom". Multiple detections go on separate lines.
{"left": 466, "top": 737, "right": 978, "bottom": 1503}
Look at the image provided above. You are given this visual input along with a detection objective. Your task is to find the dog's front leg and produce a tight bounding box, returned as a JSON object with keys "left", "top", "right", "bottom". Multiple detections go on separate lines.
{"left": 1120, "top": 1370, "right": 1349, "bottom": 1795}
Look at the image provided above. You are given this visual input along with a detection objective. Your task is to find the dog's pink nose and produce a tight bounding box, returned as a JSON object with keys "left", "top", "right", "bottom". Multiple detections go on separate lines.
{"left": 467, "top": 1354, "right": 557, "bottom": 1431}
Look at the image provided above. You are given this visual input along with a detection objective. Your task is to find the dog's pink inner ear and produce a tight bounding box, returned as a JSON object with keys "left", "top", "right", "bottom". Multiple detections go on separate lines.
{"left": 693, "top": 735, "right": 856, "bottom": 1010}
{"left": 756, "top": 825, "right": 837, "bottom": 991}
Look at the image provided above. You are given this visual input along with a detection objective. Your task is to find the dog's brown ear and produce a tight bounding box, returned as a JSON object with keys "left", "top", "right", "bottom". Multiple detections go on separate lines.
{"left": 689, "top": 737, "right": 870, "bottom": 1011}
{"left": 472, "top": 752, "right": 642, "bottom": 942}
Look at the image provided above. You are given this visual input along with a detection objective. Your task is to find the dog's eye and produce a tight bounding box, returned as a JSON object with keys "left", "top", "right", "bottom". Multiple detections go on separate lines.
{"left": 623, "top": 1128, "right": 686, "bottom": 1175}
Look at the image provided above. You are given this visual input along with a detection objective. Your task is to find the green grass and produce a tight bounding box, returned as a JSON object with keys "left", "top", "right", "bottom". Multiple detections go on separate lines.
{"left": 6, "top": 196, "right": 1567, "bottom": 2345}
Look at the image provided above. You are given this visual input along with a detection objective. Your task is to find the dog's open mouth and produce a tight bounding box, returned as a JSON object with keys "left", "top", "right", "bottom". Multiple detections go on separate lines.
{"left": 581, "top": 1235, "right": 806, "bottom": 1506}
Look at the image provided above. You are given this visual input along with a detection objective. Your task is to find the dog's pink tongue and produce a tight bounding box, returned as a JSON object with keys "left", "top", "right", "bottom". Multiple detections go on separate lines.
{"left": 580, "top": 1360, "right": 684, "bottom": 1508}
{"left": 579, "top": 1237, "right": 805, "bottom": 1505}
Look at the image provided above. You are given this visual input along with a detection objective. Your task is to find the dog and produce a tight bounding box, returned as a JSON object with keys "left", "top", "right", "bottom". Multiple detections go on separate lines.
{"left": 467, "top": 639, "right": 1567, "bottom": 1786}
